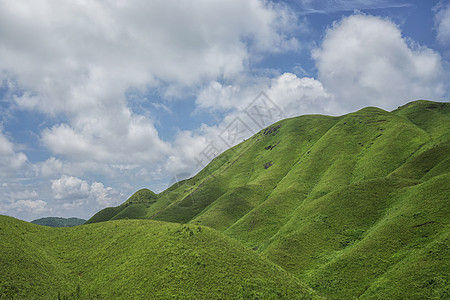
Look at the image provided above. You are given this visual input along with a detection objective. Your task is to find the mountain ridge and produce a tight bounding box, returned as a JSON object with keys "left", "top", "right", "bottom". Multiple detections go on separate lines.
{"left": 2, "top": 100, "right": 447, "bottom": 298}
{"left": 87, "top": 100, "right": 449, "bottom": 227}
{"left": 86, "top": 99, "right": 449, "bottom": 298}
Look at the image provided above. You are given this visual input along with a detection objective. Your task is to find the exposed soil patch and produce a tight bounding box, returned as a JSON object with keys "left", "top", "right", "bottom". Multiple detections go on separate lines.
{"left": 263, "top": 125, "right": 281, "bottom": 136}
{"left": 264, "top": 161, "right": 273, "bottom": 169}
{"left": 427, "top": 103, "right": 447, "bottom": 110}
{"left": 412, "top": 221, "right": 437, "bottom": 228}
{"left": 365, "top": 119, "right": 386, "bottom": 124}
{"left": 265, "top": 142, "right": 279, "bottom": 150}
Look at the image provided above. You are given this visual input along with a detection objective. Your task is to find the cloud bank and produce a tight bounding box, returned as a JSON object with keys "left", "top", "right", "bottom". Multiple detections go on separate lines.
{"left": 435, "top": 2, "right": 450, "bottom": 45}
{"left": 313, "top": 14, "right": 445, "bottom": 111}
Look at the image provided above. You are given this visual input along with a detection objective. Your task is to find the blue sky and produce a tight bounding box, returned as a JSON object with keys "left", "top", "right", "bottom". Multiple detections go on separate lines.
{"left": 0, "top": 0, "right": 449, "bottom": 221}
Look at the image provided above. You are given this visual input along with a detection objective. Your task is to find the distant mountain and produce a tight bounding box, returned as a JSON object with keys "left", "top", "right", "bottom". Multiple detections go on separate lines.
{"left": 31, "top": 217, "right": 86, "bottom": 227}
{"left": 87, "top": 100, "right": 450, "bottom": 299}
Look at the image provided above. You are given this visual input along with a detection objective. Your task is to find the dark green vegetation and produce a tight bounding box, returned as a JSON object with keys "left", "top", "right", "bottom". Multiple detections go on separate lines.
{"left": 31, "top": 217, "right": 86, "bottom": 227}
{"left": 87, "top": 100, "right": 450, "bottom": 299}
{"left": 2, "top": 100, "right": 448, "bottom": 299}
{"left": 0, "top": 216, "right": 317, "bottom": 299}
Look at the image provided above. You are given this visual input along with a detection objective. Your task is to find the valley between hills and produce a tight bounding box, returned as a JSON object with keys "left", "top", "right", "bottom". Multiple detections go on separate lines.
{"left": 1, "top": 100, "right": 449, "bottom": 299}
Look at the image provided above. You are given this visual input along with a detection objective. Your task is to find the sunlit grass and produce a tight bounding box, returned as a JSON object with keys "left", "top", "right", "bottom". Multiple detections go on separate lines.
{"left": 7, "top": 100, "right": 448, "bottom": 299}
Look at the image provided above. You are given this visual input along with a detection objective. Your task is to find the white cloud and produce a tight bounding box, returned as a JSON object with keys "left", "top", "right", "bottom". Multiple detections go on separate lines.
{"left": 196, "top": 82, "right": 243, "bottom": 111}
{"left": 196, "top": 72, "right": 336, "bottom": 121}
{"left": 0, "top": 175, "right": 122, "bottom": 220}
{"left": 90, "top": 182, "right": 122, "bottom": 207}
{"left": 36, "top": 157, "right": 120, "bottom": 182}
{"left": 435, "top": 2, "right": 450, "bottom": 45}
{"left": 294, "top": 0, "right": 412, "bottom": 15}
{"left": 40, "top": 108, "right": 172, "bottom": 178}
{"left": 166, "top": 125, "right": 221, "bottom": 175}
{"left": 0, "top": 128, "right": 28, "bottom": 177}
{"left": 0, "top": 187, "right": 51, "bottom": 219}
{"left": 9, "top": 190, "right": 39, "bottom": 201}
{"left": 37, "top": 157, "right": 64, "bottom": 177}
{"left": 266, "top": 73, "right": 337, "bottom": 116}
{"left": 2, "top": 199, "right": 49, "bottom": 214}
{"left": 0, "top": 0, "right": 299, "bottom": 182}
{"left": 313, "top": 14, "right": 446, "bottom": 111}
{"left": 51, "top": 175, "right": 90, "bottom": 201}
{"left": 0, "top": 0, "right": 298, "bottom": 114}
{"left": 196, "top": 72, "right": 335, "bottom": 115}
{"left": 50, "top": 175, "right": 122, "bottom": 208}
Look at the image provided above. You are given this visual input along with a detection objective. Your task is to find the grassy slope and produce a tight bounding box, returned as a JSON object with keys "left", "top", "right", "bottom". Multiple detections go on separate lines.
{"left": 85, "top": 100, "right": 449, "bottom": 298}
{"left": 87, "top": 189, "right": 158, "bottom": 223}
{"left": 0, "top": 216, "right": 318, "bottom": 299}
{"left": 264, "top": 174, "right": 449, "bottom": 299}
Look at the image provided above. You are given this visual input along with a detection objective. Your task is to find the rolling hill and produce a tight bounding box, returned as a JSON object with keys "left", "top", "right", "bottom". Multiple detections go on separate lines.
{"left": 0, "top": 216, "right": 318, "bottom": 299}
{"left": 87, "top": 100, "right": 450, "bottom": 298}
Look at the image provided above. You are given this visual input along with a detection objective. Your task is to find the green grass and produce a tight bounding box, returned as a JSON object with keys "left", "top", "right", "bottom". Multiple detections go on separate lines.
{"left": 264, "top": 174, "right": 449, "bottom": 299}
{"left": 5, "top": 100, "right": 449, "bottom": 299}
{"left": 88, "top": 100, "right": 449, "bottom": 298}
{"left": 85, "top": 189, "right": 158, "bottom": 224}
{"left": 124, "top": 188, "right": 158, "bottom": 205}
{"left": 0, "top": 216, "right": 318, "bottom": 299}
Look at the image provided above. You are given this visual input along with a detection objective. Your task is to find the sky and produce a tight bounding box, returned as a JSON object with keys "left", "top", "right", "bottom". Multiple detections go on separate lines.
{"left": 0, "top": 0, "right": 449, "bottom": 221}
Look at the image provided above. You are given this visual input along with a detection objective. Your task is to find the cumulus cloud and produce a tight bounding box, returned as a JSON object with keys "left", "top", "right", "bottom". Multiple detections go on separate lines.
{"left": 90, "top": 181, "right": 122, "bottom": 207}
{"left": 37, "top": 157, "right": 64, "bottom": 177}
{"left": 434, "top": 2, "right": 450, "bottom": 45}
{"left": 0, "top": 188, "right": 50, "bottom": 219}
{"left": 197, "top": 14, "right": 447, "bottom": 117}
{"left": 165, "top": 124, "right": 221, "bottom": 175}
{"left": 0, "top": 128, "right": 28, "bottom": 177}
{"left": 1, "top": 199, "right": 49, "bottom": 214}
{"left": 0, "top": 175, "right": 122, "bottom": 220}
{"left": 9, "top": 190, "right": 39, "bottom": 201}
{"left": 41, "top": 112, "right": 171, "bottom": 165}
{"left": 50, "top": 175, "right": 122, "bottom": 207}
{"left": 36, "top": 157, "right": 111, "bottom": 179}
{"left": 0, "top": 0, "right": 300, "bottom": 181}
{"left": 313, "top": 14, "right": 446, "bottom": 111}
{"left": 0, "top": 0, "right": 298, "bottom": 113}
{"left": 196, "top": 73, "right": 335, "bottom": 115}
{"left": 266, "top": 73, "right": 337, "bottom": 116}
{"left": 294, "top": 0, "right": 411, "bottom": 15}
{"left": 51, "top": 175, "right": 90, "bottom": 201}
{"left": 196, "top": 82, "right": 245, "bottom": 111}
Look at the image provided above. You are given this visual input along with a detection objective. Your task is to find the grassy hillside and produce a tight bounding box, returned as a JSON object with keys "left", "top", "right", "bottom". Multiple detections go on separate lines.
{"left": 87, "top": 189, "right": 157, "bottom": 223}
{"left": 86, "top": 100, "right": 449, "bottom": 298}
{"left": 0, "top": 216, "right": 318, "bottom": 299}
{"left": 31, "top": 217, "right": 86, "bottom": 227}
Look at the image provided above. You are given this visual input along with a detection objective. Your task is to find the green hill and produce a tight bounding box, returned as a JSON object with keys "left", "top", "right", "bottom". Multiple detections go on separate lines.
{"left": 87, "top": 100, "right": 450, "bottom": 298}
{"left": 86, "top": 189, "right": 158, "bottom": 223}
{"left": 31, "top": 217, "right": 86, "bottom": 227}
{"left": 0, "top": 216, "right": 318, "bottom": 299}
